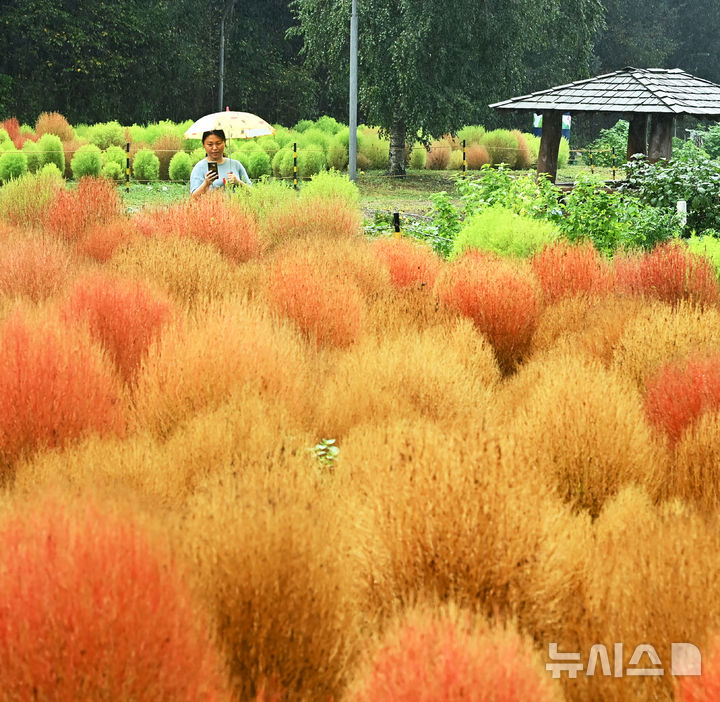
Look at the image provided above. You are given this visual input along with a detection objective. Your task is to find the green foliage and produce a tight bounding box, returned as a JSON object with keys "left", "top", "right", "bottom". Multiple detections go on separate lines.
{"left": 0, "top": 151, "right": 28, "bottom": 182}
{"left": 297, "top": 148, "right": 326, "bottom": 178}
{"left": 558, "top": 137, "right": 570, "bottom": 168}
{"left": 314, "top": 116, "right": 342, "bottom": 134}
{"left": 457, "top": 125, "right": 486, "bottom": 145}
{"left": 310, "top": 438, "right": 339, "bottom": 469}
{"left": 256, "top": 137, "right": 280, "bottom": 158}
{"left": 451, "top": 205, "right": 559, "bottom": 259}
{"left": 103, "top": 145, "right": 126, "bottom": 169}
{"left": 132, "top": 148, "right": 160, "bottom": 182}
{"left": 301, "top": 169, "right": 359, "bottom": 206}
{"left": 71, "top": 144, "right": 103, "bottom": 178}
{"left": 561, "top": 173, "right": 680, "bottom": 255}
{"left": 480, "top": 129, "right": 519, "bottom": 168}
{"left": 623, "top": 151, "right": 720, "bottom": 234}
{"left": 0, "top": 169, "right": 63, "bottom": 226}
{"left": 687, "top": 234, "right": 720, "bottom": 278}
{"left": 232, "top": 177, "right": 296, "bottom": 220}
{"left": 409, "top": 144, "right": 426, "bottom": 169}
{"left": 293, "top": 119, "right": 314, "bottom": 133}
{"left": 0, "top": 128, "right": 10, "bottom": 144}
{"left": 36, "top": 133, "right": 65, "bottom": 173}
{"left": 102, "top": 161, "right": 124, "bottom": 182}
{"left": 272, "top": 148, "right": 295, "bottom": 178}
{"left": 585, "top": 120, "right": 629, "bottom": 167}
{"left": 359, "top": 131, "right": 389, "bottom": 170}
{"left": 698, "top": 124, "right": 720, "bottom": 160}
{"left": 243, "top": 150, "right": 272, "bottom": 180}
{"left": 168, "top": 151, "right": 192, "bottom": 182}
{"left": 299, "top": 127, "right": 331, "bottom": 154}
{"left": 87, "top": 121, "right": 126, "bottom": 149}
{"left": 21, "top": 140, "right": 41, "bottom": 173}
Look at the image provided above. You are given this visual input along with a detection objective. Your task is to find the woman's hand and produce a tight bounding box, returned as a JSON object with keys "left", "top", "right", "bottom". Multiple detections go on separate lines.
{"left": 204, "top": 169, "right": 218, "bottom": 188}
{"left": 226, "top": 172, "right": 245, "bottom": 187}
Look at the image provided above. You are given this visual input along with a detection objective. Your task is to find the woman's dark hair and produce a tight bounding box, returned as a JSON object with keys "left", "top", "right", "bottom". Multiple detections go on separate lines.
{"left": 202, "top": 129, "right": 226, "bottom": 143}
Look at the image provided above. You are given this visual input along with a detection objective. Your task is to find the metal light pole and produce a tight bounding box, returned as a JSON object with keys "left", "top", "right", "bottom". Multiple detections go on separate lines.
{"left": 218, "top": 0, "right": 236, "bottom": 111}
{"left": 348, "top": 0, "right": 358, "bottom": 181}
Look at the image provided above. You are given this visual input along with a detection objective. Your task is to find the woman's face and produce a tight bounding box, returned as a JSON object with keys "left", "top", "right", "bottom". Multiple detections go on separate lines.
{"left": 203, "top": 135, "right": 225, "bottom": 162}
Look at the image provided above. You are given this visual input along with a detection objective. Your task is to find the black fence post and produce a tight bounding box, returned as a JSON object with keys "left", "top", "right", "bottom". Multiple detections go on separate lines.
{"left": 293, "top": 142, "right": 298, "bottom": 190}
{"left": 125, "top": 142, "right": 130, "bottom": 193}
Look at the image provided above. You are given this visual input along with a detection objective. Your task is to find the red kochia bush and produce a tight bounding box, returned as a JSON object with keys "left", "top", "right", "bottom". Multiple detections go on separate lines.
{"left": 138, "top": 192, "right": 260, "bottom": 262}
{"left": 0, "top": 311, "right": 125, "bottom": 471}
{"left": 645, "top": 353, "right": 720, "bottom": 443}
{"left": 0, "top": 497, "right": 230, "bottom": 701}
{"left": 348, "top": 608, "right": 558, "bottom": 702}
{"left": 76, "top": 217, "right": 140, "bottom": 262}
{"left": 0, "top": 236, "right": 75, "bottom": 302}
{"left": 2, "top": 118, "right": 27, "bottom": 149}
{"left": 614, "top": 242, "right": 720, "bottom": 307}
{"left": 43, "top": 176, "right": 122, "bottom": 242}
{"left": 531, "top": 240, "right": 612, "bottom": 303}
{"left": 61, "top": 272, "right": 174, "bottom": 383}
{"left": 267, "top": 253, "right": 365, "bottom": 348}
{"left": 435, "top": 254, "right": 540, "bottom": 373}
{"left": 371, "top": 236, "right": 442, "bottom": 290}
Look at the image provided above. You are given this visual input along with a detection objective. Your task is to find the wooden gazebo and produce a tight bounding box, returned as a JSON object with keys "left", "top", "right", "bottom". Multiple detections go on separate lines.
{"left": 489, "top": 67, "right": 720, "bottom": 182}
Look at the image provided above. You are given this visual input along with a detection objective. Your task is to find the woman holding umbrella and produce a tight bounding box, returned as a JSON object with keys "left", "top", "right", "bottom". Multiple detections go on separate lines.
{"left": 189, "top": 129, "right": 252, "bottom": 198}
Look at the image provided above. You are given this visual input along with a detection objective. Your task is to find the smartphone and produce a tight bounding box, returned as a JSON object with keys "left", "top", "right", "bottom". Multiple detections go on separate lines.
{"left": 208, "top": 162, "right": 219, "bottom": 176}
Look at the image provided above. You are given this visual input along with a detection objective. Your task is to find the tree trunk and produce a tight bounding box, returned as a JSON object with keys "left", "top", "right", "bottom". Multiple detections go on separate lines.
{"left": 536, "top": 111, "right": 562, "bottom": 183}
{"left": 388, "top": 112, "right": 406, "bottom": 177}
{"left": 648, "top": 114, "right": 674, "bottom": 162}
{"left": 626, "top": 113, "right": 648, "bottom": 161}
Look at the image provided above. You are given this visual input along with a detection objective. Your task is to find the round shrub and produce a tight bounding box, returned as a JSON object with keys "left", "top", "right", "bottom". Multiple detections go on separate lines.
{"left": 297, "top": 146, "right": 327, "bottom": 178}
{"left": 347, "top": 607, "right": 558, "bottom": 702}
{"left": 426, "top": 140, "right": 451, "bottom": 169}
{"left": 71, "top": 143, "right": 103, "bottom": 178}
{"left": 87, "top": 120, "right": 125, "bottom": 149}
{"left": 101, "top": 161, "right": 124, "bottom": 182}
{"left": 314, "top": 115, "right": 342, "bottom": 134}
{"left": 299, "top": 127, "right": 331, "bottom": 154}
{"left": 152, "top": 133, "right": 182, "bottom": 180}
{"left": 358, "top": 131, "right": 389, "bottom": 170}
{"left": 301, "top": 168, "right": 359, "bottom": 205}
{"left": 436, "top": 254, "right": 540, "bottom": 374}
{"left": 457, "top": 124, "right": 486, "bottom": 145}
{"left": 0, "top": 495, "right": 231, "bottom": 701}
{"left": 256, "top": 137, "right": 280, "bottom": 159}
{"left": 0, "top": 151, "right": 28, "bottom": 182}
{"left": 21, "top": 140, "right": 41, "bottom": 173}
{"left": 466, "top": 143, "right": 491, "bottom": 169}
{"left": 451, "top": 205, "right": 559, "bottom": 259}
{"left": 169, "top": 151, "right": 193, "bottom": 182}
{"left": 409, "top": 144, "right": 426, "bottom": 169}
{"left": 0, "top": 311, "right": 125, "bottom": 470}
{"left": 480, "top": 129, "right": 519, "bottom": 168}
{"left": 35, "top": 111, "right": 75, "bottom": 142}
{"left": 133, "top": 148, "right": 160, "bottom": 182}
{"left": 244, "top": 150, "right": 272, "bottom": 179}
{"left": 37, "top": 133, "right": 65, "bottom": 173}
{"left": 272, "top": 147, "right": 295, "bottom": 178}
{"left": 104, "top": 144, "right": 126, "bottom": 169}
{"left": 293, "top": 119, "right": 314, "bottom": 133}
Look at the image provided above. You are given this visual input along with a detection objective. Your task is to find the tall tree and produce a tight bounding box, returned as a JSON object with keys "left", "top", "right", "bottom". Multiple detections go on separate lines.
{"left": 290, "top": 0, "right": 604, "bottom": 174}
{"left": 593, "top": 0, "right": 677, "bottom": 73}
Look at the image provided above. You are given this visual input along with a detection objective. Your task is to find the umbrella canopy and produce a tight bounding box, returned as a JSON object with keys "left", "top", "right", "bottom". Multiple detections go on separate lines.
{"left": 183, "top": 110, "right": 275, "bottom": 140}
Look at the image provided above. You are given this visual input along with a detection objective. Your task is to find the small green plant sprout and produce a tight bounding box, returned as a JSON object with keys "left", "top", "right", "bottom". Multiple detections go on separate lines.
{"left": 310, "top": 438, "right": 339, "bottom": 468}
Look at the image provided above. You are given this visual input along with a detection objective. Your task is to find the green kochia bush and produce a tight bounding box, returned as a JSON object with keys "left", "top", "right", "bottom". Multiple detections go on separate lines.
{"left": 272, "top": 147, "right": 294, "bottom": 178}
{"left": 586, "top": 120, "right": 629, "bottom": 167}
{"left": 71, "top": 144, "right": 103, "bottom": 178}
{"left": 301, "top": 169, "right": 359, "bottom": 206}
{"left": 133, "top": 148, "right": 160, "bottom": 181}
{"left": 243, "top": 150, "right": 272, "bottom": 179}
{"left": 102, "top": 161, "right": 124, "bottom": 182}
{"left": 687, "top": 235, "right": 720, "bottom": 278}
{"left": 87, "top": 120, "right": 125, "bottom": 149}
{"left": 21, "top": 140, "right": 41, "bottom": 173}
{"left": 168, "top": 151, "right": 192, "bottom": 182}
{"left": 297, "top": 148, "right": 326, "bottom": 178}
{"left": 0, "top": 151, "right": 28, "bottom": 182}
{"left": 450, "top": 205, "right": 559, "bottom": 259}
{"left": 103, "top": 145, "right": 126, "bottom": 169}
{"left": 36, "top": 133, "right": 65, "bottom": 173}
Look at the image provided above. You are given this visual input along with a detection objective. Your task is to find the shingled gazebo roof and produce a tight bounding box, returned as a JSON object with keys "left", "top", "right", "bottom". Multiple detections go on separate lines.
{"left": 489, "top": 67, "right": 720, "bottom": 117}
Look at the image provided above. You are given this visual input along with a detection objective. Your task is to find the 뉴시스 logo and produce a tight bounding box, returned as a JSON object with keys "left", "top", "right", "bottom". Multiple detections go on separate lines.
{"left": 546, "top": 642, "right": 702, "bottom": 679}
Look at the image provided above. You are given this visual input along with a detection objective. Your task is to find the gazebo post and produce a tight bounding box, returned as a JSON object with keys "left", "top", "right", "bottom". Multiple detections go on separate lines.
{"left": 626, "top": 114, "right": 648, "bottom": 160}
{"left": 648, "top": 114, "right": 674, "bottom": 162}
{"left": 536, "top": 110, "right": 562, "bottom": 183}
